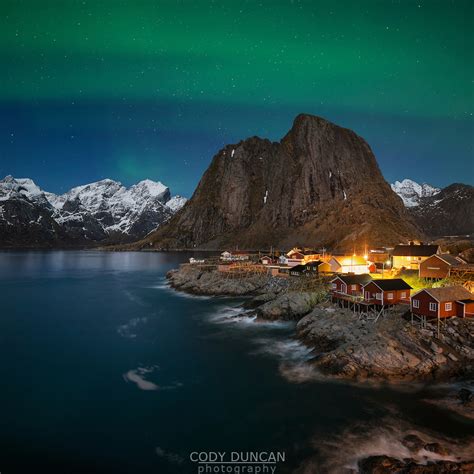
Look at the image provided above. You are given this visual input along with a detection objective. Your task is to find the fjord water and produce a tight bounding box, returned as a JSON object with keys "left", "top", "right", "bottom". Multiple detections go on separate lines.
{"left": 0, "top": 251, "right": 472, "bottom": 473}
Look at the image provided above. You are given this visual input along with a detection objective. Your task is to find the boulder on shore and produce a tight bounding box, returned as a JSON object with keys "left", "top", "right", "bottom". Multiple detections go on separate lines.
{"left": 256, "top": 291, "right": 320, "bottom": 321}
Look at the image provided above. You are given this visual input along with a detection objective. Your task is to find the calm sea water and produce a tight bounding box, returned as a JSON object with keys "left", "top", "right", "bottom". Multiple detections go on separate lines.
{"left": 0, "top": 251, "right": 472, "bottom": 474}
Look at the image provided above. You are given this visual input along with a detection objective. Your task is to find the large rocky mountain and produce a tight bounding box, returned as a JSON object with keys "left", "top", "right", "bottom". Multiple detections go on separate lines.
{"left": 0, "top": 176, "right": 186, "bottom": 248}
{"left": 139, "top": 114, "right": 421, "bottom": 251}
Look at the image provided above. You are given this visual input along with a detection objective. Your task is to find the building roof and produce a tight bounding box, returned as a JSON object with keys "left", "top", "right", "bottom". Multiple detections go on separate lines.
{"left": 429, "top": 254, "right": 465, "bottom": 266}
{"left": 458, "top": 299, "right": 474, "bottom": 304}
{"left": 332, "top": 274, "right": 372, "bottom": 285}
{"left": 417, "top": 286, "right": 473, "bottom": 302}
{"left": 392, "top": 244, "right": 439, "bottom": 257}
{"left": 332, "top": 256, "right": 368, "bottom": 266}
{"left": 290, "top": 264, "right": 308, "bottom": 272}
{"left": 305, "top": 260, "right": 324, "bottom": 267}
{"left": 366, "top": 279, "right": 412, "bottom": 291}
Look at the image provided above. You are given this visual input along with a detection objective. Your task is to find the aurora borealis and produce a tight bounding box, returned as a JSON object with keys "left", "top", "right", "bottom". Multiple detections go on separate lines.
{"left": 1, "top": 1, "right": 472, "bottom": 195}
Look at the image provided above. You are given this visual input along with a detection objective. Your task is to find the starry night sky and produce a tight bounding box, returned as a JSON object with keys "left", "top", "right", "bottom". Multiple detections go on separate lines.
{"left": 1, "top": 0, "right": 473, "bottom": 196}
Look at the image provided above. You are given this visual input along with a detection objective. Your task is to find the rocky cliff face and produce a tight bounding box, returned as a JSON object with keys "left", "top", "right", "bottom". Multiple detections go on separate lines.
{"left": 143, "top": 114, "right": 420, "bottom": 250}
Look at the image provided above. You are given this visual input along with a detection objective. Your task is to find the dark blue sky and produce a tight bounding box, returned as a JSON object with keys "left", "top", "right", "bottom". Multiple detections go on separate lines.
{"left": 1, "top": 1, "right": 473, "bottom": 196}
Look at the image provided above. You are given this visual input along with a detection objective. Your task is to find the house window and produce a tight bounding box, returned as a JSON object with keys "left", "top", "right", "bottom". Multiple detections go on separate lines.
{"left": 429, "top": 302, "right": 437, "bottom": 311}
{"left": 412, "top": 299, "right": 419, "bottom": 309}
{"left": 331, "top": 283, "right": 337, "bottom": 289}
{"left": 351, "top": 285, "right": 357, "bottom": 290}
{"left": 401, "top": 292, "right": 407, "bottom": 298}
{"left": 445, "top": 302, "right": 452, "bottom": 311}
{"left": 387, "top": 293, "right": 394, "bottom": 300}
{"left": 376, "top": 293, "right": 383, "bottom": 300}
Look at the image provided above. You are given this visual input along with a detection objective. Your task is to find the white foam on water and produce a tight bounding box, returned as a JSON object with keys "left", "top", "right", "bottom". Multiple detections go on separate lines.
{"left": 155, "top": 446, "right": 184, "bottom": 464}
{"left": 122, "top": 365, "right": 183, "bottom": 392}
{"left": 117, "top": 316, "right": 148, "bottom": 339}
{"left": 207, "top": 304, "right": 294, "bottom": 329}
{"left": 124, "top": 290, "right": 149, "bottom": 307}
{"left": 249, "top": 336, "right": 322, "bottom": 383}
{"left": 252, "top": 337, "right": 312, "bottom": 361}
{"left": 123, "top": 367, "right": 159, "bottom": 391}
{"left": 149, "top": 279, "right": 212, "bottom": 300}
{"left": 207, "top": 305, "right": 252, "bottom": 324}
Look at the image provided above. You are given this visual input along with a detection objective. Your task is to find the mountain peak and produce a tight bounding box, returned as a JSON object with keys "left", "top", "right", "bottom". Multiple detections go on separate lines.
{"left": 143, "top": 115, "right": 419, "bottom": 250}
{"left": 132, "top": 179, "right": 169, "bottom": 198}
{"left": 391, "top": 179, "right": 440, "bottom": 207}
{"left": 0, "top": 176, "right": 186, "bottom": 247}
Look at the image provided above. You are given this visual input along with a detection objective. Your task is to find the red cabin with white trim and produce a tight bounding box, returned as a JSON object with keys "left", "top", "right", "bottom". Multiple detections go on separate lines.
{"left": 331, "top": 274, "right": 372, "bottom": 297}
{"left": 411, "top": 286, "right": 474, "bottom": 319}
{"left": 362, "top": 279, "right": 412, "bottom": 305}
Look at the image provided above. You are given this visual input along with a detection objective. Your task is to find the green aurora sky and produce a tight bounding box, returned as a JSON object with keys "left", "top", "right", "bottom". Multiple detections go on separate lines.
{"left": 1, "top": 0, "right": 473, "bottom": 194}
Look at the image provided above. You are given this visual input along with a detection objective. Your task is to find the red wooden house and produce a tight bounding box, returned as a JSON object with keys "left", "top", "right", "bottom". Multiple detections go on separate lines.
{"left": 411, "top": 286, "right": 474, "bottom": 319}
{"left": 362, "top": 279, "right": 412, "bottom": 305}
{"left": 419, "top": 254, "right": 466, "bottom": 279}
{"left": 458, "top": 299, "right": 474, "bottom": 318}
{"left": 331, "top": 274, "right": 372, "bottom": 298}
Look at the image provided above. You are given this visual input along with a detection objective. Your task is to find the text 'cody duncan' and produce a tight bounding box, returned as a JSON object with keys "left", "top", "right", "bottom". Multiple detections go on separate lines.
{"left": 190, "top": 452, "right": 286, "bottom": 474}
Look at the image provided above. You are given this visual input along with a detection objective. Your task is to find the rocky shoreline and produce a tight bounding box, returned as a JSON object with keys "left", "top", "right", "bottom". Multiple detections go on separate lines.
{"left": 167, "top": 265, "right": 474, "bottom": 383}
{"left": 168, "top": 265, "right": 474, "bottom": 471}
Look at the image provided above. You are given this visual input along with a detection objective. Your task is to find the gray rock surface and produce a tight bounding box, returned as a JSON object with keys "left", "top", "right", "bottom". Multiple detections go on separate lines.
{"left": 297, "top": 305, "right": 474, "bottom": 382}
{"left": 256, "top": 291, "right": 321, "bottom": 321}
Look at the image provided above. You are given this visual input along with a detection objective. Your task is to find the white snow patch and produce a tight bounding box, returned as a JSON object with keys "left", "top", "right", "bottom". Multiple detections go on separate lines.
{"left": 166, "top": 195, "right": 187, "bottom": 212}
{"left": 391, "top": 178, "right": 440, "bottom": 207}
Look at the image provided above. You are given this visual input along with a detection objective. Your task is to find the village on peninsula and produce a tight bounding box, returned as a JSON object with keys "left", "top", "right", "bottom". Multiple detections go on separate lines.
{"left": 169, "top": 240, "right": 474, "bottom": 411}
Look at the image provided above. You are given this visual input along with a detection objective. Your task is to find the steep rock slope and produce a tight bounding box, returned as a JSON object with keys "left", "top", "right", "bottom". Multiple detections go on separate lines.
{"left": 142, "top": 114, "right": 420, "bottom": 250}
{"left": 409, "top": 183, "right": 474, "bottom": 237}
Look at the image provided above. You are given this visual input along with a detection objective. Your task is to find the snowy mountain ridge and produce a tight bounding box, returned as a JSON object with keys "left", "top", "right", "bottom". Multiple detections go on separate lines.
{"left": 391, "top": 178, "right": 440, "bottom": 207}
{"left": 0, "top": 176, "right": 187, "bottom": 246}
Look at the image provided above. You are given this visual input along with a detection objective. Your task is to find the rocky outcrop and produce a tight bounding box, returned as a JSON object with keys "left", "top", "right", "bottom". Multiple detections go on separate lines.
{"left": 297, "top": 305, "right": 474, "bottom": 382}
{"left": 166, "top": 265, "right": 324, "bottom": 320}
{"left": 409, "top": 183, "right": 474, "bottom": 237}
{"left": 255, "top": 291, "right": 323, "bottom": 321}
{"left": 140, "top": 114, "right": 420, "bottom": 251}
{"left": 166, "top": 265, "right": 270, "bottom": 296}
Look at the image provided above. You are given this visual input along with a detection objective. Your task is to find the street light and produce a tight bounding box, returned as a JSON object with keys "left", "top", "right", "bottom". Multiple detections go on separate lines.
{"left": 382, "top": 259, "right": 391, "bottom": 278}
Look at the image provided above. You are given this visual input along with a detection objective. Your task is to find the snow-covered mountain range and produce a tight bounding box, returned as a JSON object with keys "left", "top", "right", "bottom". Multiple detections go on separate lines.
{"left": 0, "top": 176, "right": 187, "bottom": 247}
{"left": 391, "top": 179, "right": 440, "bottom": 207}
{"left": 391, "top": 178, "right": 473, "bottom": 237}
